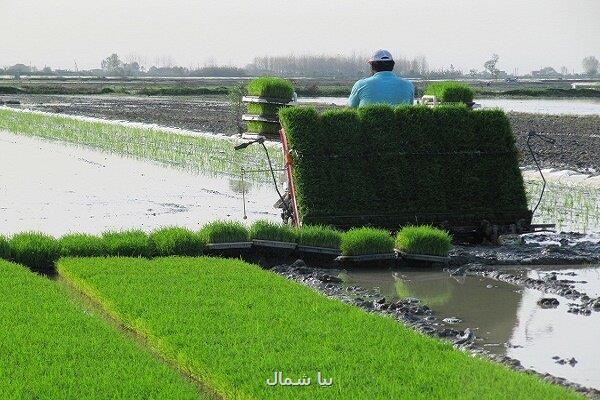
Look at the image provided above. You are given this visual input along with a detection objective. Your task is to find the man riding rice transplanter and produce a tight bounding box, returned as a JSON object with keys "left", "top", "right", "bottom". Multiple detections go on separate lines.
{"left": 348, "top": 49, "right": 415, "bottom": 107}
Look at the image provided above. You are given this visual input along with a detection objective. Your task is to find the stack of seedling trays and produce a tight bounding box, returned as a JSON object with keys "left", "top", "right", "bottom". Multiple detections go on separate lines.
{"left": 200, "top": 221, "right": 252, "bottom": 257}
{"left": 242, "top": 77, "right": 295, "bottom": 140}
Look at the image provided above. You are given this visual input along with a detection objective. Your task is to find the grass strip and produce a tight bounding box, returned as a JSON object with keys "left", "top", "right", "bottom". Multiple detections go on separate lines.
{"left": 340, "top": 227, "right": 394, "bottom": 256}
{"left": 199, "top": 220, "right": 249, "bottom": 243}
{"left": 58, "top": 257, "right": 581, "bottom": 400}
{"left": 0, "top": 108, "right": 280, "bottom": 181}
{"left": 0, "top": 259, "right": 202, "bottom": 399}
{"left": 395, "top": 225, "right": 453, "bottom": 256}
{"left": 249, "top": 220, "right": 297, "bottom": 243}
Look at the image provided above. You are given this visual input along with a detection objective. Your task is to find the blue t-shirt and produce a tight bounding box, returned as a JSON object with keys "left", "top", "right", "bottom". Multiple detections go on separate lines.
{"left": 348, "top": 71, "right": 414, "bottom": 107}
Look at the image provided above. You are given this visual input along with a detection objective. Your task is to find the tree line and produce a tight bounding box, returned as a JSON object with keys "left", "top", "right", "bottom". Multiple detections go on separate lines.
{"left": 1, "top": 53, "right": 598, "bottom": 79}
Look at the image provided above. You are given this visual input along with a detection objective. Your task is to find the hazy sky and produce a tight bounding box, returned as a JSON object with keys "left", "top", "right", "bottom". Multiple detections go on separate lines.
{"left": 1, "top": 0, "right": 598, "bottom": 73}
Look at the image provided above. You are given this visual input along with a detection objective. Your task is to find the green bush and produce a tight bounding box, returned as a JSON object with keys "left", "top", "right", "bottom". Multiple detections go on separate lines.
{"left": 425, "top": 81, "right": 474, "bottom": 103}
{"left": 295, "top": 225, "right": 342, "bottom": 249}
{"left": 200, "top": 221, "right": 249, "bottom": 243}
{"left": 340, "top": 228, "right": 394, "bottom": 256}
{"left": 246, "top": 120, "right": 280, "bottom": 135}
{"left": 9, "top": 232, "right": 61, "bottom": 272}
{"left": 249, "top": 220, "right": 296, "bottom": 243}
{"left": 0, "top": 235, "right": 10, "bottom": 259}
{"left": 149, "top": 227, "right": 206, "bottom": 257}
{"left": 246, "top": 77, "right": 294, "bottom": 99}
{"left": 60, "top": 233, "right": 106, "bottom": 257}
{"left": 279, "top": 104, "right": 529, "bottom": 230}
{"left": 395, "top": 226, "right": 453, "bottom": 256}
{"left": 102, "top": 230, "right": 150, "bottom": 257}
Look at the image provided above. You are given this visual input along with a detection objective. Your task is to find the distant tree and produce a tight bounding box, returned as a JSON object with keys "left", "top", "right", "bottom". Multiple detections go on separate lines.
{"left": 582, "top": 56, "right": 599, "bottom": 76}
{"left": 468, "top": 69, "right": 478, "bottom": 78}
{"left": 123, "top": 61, "right": 141, "bottom": 76}
{"left": 101, "top": 53, "right": 123, "bottom": 74}
{"left": 560, "top": 66, "right": 568, "bottom": 76}
{"left": 483, "top": 54, "right": 500, "bottom": 78}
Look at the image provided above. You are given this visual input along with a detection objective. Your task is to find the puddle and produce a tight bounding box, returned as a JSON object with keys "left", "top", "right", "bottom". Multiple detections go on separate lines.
{"left": 0, "top": 132, "right": 280, "bottom": 235}
{"left": 343, "top": 265, "right": 600, "bottom": 390}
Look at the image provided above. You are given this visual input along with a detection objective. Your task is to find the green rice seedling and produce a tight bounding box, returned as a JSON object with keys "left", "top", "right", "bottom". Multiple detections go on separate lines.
{"left": 149, "top": 227, "right": 206, "bottom": 256}
{"left": 58, "top": 257, "right": 580, "bottom": 400}
{"left": 59, "top": 233, "right": 106, "bottom": 257}
{"left": 395, "top": 225, "right": 453, "bottom": 256}
{"left": 246, "top": 120, "right": 280, "bottom": 135}
{"left": 249, "top": 220, "right": 297, "bottom": 243}
{"left": 246, "top": 77, "right": 294, "bottom": 99}
{"left": 340, "top": 227, "right": 395, "bottom": 256}
{"left": 246, "top": 103, "right": 283, "bottom": 118}
{"left": 199, "top": 220, "right": 249, "bottom": 243}
{"left": 295, "top": 225, "right": 342, "bottom": 249}
{"left": 102, "top": 230, "right": 150, "bottom": 257}
{"left": 9, "top": 232, "right": 61, "bottom": 272}
{"left": 0, "top": 259, "right": 201, "bottom": 399}
{"left": 425, "top": 81, "right": 475, "bottom": 103}
{"left": 0, "top": 108, "right": 282, "bottom": 183}
{"left": 0, "top": 235, "right": 10, "bottom": 260}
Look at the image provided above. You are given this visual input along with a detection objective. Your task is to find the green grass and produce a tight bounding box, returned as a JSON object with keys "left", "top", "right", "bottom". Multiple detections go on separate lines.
{"left": 8, "top": 232, "right": 60, "bottom": 272}
{"left": 60, "top": 233, "right": 106, "bottom": 257}
{"left": 425, "top": 81, "right": 475, "bottom": 103}
{"left": 295, "top": 225, "right": 342, "bottom": 249}
{"left": 0, "top": 235, "right": 9, "bottom": 259}
{"left": 199, "top": 220, "right": 249, "bottom": 243}
{"left": 395, "top": 225, "right": 453, "bottom": 256}
{"left": 102, "top": 230, "right": 150, "bottom": 257}
{"left": 246, "top": 103, "right": 282, "bottom": 117}
{"left": 0, "top": 108, "right": 281, "bottom": 182}
{"left": 58, "top": 257, "right": 581, "bottom": 400}
{"left": 246, "top": 76, "right": 294, "bottom": 99}
{"left": 149, "top": 227, "right": 206, "bottom": 256}
{"left": 249, "top": 220, "right": 297, "bottom": 243}
{"left": 0, "top": 259, "right": 202, "bottom": 399}
{"left": 246, "top": 120, "right": 280, "bottom": 134}
{"left": 340, "top": 227, "right": 395, "bottom": 256}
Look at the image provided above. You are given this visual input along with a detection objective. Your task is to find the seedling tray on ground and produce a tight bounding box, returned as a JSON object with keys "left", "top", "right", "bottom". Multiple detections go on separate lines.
{"left": 252, "top": 239, "right": 297, "bottom": 250}
{"left": 396, "top": 250, "right": 450, "bottom": 267}
{"left": 205, "top": 242, "right": 253, "bottom": 250}
{"left": 296, "top": 245, "right": 341, "bottom": 256}
{"left": 335, "top": 253, "right": 397, "bottom": 262}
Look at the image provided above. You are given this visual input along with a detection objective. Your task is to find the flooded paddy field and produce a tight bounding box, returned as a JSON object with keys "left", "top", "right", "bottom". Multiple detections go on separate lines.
{"left": 3, "top": 93, "right": 600, "bottom": 172}
{"left": 0, "top": 132, "right": 278, "bottom": 236}
{"left": 342, "top": 263, "right": 600, "bottom": 390}
{"left": 1, "top": 104, "right": 599, "bottom": 394}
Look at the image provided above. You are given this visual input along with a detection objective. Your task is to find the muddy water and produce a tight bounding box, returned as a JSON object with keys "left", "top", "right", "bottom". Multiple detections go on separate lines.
{"left": 0, "top": 132, "right": 279, "bottom": 236}
{"left": 344, "top": 265, "right": 600, "bottom": 389}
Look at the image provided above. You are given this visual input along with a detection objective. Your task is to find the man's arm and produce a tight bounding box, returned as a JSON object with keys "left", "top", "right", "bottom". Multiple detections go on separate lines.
{"left": 348, "top": 80, "right": 362, "bottom": 108}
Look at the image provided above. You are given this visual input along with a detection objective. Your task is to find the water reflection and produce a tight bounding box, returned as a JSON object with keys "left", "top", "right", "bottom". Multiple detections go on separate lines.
{"left": 0, "top": 132, "right": 280, "bottom": 236}
{"left": 345, "top": 266, "right": 600, "bottom": 389}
